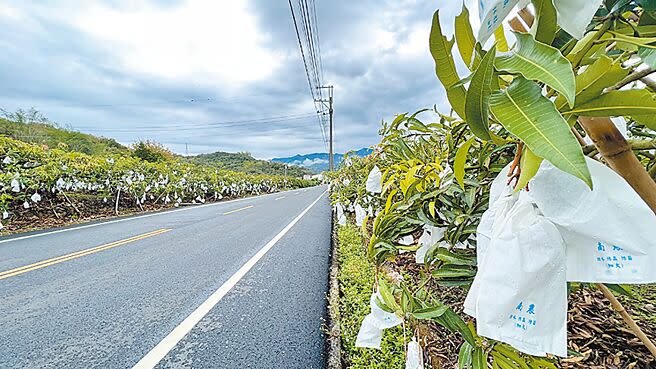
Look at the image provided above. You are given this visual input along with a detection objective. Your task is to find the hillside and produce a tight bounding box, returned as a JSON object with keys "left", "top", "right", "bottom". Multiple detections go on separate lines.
{"left": 272, "top": 147, "right": 372, "bottom": 173}
{"left": 0, "top": 110, "right": 310, "bottom": 177}
{"left": 0, "top": 115, "right": 127, "bottom": 156}
{"left": 187, "top": 151, "right": 311, "bottom": 177}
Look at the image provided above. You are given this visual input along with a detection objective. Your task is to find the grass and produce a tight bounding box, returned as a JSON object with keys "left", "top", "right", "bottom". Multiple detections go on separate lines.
{"left": 336, "top": 223, "right": 405, "bottom": 368}
{"left": 621, "top": 284, "right": 656, "bottom": 327}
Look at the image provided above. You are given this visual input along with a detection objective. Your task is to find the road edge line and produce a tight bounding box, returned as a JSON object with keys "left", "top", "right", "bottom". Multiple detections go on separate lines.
{"left": 131, "top": 189, "right": 328, "bottom": 369}
{"left": 0, "top": 185, "right": 323, "bottom": 245}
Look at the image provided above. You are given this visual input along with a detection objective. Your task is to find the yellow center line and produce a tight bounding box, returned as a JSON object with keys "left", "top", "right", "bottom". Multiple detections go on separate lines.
{"left": 222, "top": 205, "right": 254, "bottom": 215}
{"left": 0, "top": 228, "right": 171, "bottom": 281}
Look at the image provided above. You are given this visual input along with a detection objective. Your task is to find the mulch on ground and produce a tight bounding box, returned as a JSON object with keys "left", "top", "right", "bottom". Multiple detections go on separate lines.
{"left": 384, "top": 253, "right": 656, "bottom": 368}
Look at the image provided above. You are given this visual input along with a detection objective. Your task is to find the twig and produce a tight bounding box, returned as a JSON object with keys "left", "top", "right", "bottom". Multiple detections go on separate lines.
{"left": 610, "top": 67, "right": 656, "bottom": 91}
{"left": 48, "top": 199, "right": 61, "bottom": 219}
{"left": 583, "top": 139, "right": 656, "bottom": 154}
{"left": 507, "top": 142, "right": 523, "bottom": 186}
{"left": 60, "top": 192, "right": 81, "bottom": 216}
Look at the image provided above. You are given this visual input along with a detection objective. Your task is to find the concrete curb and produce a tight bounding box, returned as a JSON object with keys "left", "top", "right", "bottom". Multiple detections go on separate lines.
{"left": 326, "top": 211, "right": 343, "bottom": 369}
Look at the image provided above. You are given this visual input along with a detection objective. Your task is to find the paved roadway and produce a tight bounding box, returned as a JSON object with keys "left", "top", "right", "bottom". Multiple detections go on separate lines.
{"left": 0, "top": 185, "right": 331, "bottom": 369}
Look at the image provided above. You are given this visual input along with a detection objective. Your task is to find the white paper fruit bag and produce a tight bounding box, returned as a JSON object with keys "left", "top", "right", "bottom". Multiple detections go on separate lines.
{"left": 528, "top": 158, "right": 656, "bottom": 283}
{"left": 355, "top": 203, "right": 367, "bottom": 226}
{"left": 469, "top": 194, "right": 568, "bottom": 357}
{"left": 416, "top": 225, "right": 445, "bottom": 264}
{"left": 366, "top": 166, "right": 383, "bottom": 193}
{"left": 464, "top": 166, "right": 517, "bottom": 316}
{"left": 355, "top": 291, "right": 403, "bottom": 349}
{"left": 405, "top": 338, "right": 424, "bottom": 369}
{"left": 335, "top": 204, "right": 347, "bottom": 226}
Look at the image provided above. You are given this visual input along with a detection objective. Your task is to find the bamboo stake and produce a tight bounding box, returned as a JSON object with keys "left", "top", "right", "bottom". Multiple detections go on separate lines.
{"left": 61, "top": 192, "right": 81, "bottom": 216}
{"left": 578, "top": 116, "right": 656, "bottom": 213}
{"left": 115, "top": 187, "right": 121, "bottom": 215}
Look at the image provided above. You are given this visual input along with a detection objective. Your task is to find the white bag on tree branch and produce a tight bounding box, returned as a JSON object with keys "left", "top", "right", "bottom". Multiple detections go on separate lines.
{"left": 405, "top": 338, "right": 424, "bottom": 369}
{"left": 468, "top": 194, "right": 568, "bottom": 357}
{"left": 552, "top": 0, "right": 603, "bottom": 39}
{"left": 355, "top": 203, "right": 367, "bottom": 227}
{"left": 464, "top": 166, "right": 517, "bottom": 316}
{"left": 527, "top": 158, "right": 656, "bottom": 284}
{"left": 355, "top": 291, "right": 403, "bottom": 349}
{"left": 335, "top": 204, "right": 347, "bottom": 226}
{"left": 416, "top": 225, "right": 445, "bottom": 264}
{"left": 366, "top": 166, "right": 383, "bottom": 193}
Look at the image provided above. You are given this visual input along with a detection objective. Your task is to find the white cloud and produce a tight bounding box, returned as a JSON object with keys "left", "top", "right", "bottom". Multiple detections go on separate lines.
{"left": 70, "top": 1, "right": 282, "bottom": 88}
{"left": 302, "top": 158, "right": 328, "bottom": 166}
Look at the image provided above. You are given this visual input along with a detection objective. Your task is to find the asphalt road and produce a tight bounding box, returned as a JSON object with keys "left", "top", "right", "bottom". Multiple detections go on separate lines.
{"left": 0, "top": 185, "right": 331, "bottom": 369}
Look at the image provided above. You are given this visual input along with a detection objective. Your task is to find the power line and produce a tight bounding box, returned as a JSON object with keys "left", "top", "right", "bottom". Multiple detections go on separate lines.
{"left": 76, "top": 113, "right": 319, "bottom": 133}
{"left": 29, "top": 91, "right": 308, "bottom": 110}
{"left": 288, "top": 0, "right": 329, "bottom": 151}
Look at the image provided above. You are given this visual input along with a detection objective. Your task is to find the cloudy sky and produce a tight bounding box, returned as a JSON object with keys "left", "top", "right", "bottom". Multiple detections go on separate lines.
{"left": 0, "top": 0, "right": 473, "bottom": 159}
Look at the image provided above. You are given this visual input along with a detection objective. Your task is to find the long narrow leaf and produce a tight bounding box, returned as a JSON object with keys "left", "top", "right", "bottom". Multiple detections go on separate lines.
{"left": 564, "top": 89, "right": 656, "bottom": 130}
{"left": 495, "top": 32, "right": 576, "bottom": 107}
{"left": 455, "top": 5, "right": 477, "bottom": 69}
{"left": 455, "top": 137, "right": 475, "bottom": 189}
{"left": 465, "top": 48, "right": 497, "bottom": 140}
{"left": 555, "top": 55, "right": 629, "bottom": 110}
{"left": 532, "top": 0, "right": 558, "bottom": 45}
{"left": 430, "top": 10, "right": 467, "bottom": 118}
{"left": 490, "top": 77, "right": 592, "bottom": 187}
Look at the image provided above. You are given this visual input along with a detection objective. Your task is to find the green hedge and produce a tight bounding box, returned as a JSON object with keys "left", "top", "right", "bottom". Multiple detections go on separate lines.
{"left": 336, "top": 223, "right": 405, "bottom": 368}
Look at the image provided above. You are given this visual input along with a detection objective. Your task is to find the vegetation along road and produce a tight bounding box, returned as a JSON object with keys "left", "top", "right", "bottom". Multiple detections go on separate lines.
{"left": 0, "top": 185, "right": 331, "bottom": 368}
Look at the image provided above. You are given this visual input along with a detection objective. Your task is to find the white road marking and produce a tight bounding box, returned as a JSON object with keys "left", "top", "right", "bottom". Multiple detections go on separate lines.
{"left": 132, "top": 190, "right": 327, "bottom": 369}
{"left": 0, "top": 186, "right": 322, "bottom": 245}
{"left": 274, "top": 196, "right": 286, "bottom": 200}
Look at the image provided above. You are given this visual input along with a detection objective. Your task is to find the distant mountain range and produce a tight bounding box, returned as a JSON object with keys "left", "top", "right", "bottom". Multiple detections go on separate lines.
{"left": 271, "top": 148, "right": 373, "bottom": 173}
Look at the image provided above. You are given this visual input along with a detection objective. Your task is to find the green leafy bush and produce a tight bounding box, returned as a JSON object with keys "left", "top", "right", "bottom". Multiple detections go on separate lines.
{"left": 0, "top": 136, "right": 315, "bottom": 230}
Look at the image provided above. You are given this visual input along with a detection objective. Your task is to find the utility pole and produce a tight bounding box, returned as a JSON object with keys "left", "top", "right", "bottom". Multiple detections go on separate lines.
{"left": 317, "top": 85, "right": 334, "bottom": 171}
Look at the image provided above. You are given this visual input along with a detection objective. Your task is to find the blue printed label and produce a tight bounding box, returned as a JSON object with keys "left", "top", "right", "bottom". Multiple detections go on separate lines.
{"left": 508, "top": 301, "right": 537, "bottom": 331}
{"left": 595, "top": 242, "right": 638, "bottom": 274}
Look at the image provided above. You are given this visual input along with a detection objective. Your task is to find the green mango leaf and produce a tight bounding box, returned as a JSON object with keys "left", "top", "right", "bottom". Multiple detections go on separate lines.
{"left": 640, "top": 10, "right": 656, "bottom": 24}
{"left": 495, "top": 26, "right": 509, "bottom": 52}
{"left": 412, "top": 304, "right": 449, "bottom": 319}
{"left": 447, "top": 84, "right": 468, "bottom": 119}
{"left": 455, "top": 137, "right": 475, "bottom": 189}
{"left": 604, "top": 283, "right": 634, "bottom": 297}
{"left": 495, "top": 32, "right": 576, "bottom": 107}
{"left": 455, "top": 5, "right": 477, "bottom": 69}
{"left": 639, "top": 0, "right": 656, "bottom": 11}
{"left": 607, "top": 31, "right": 656, "bottom": 47}
{"left": 490, "top": 77, "right": 592, "bottom": 188}
{"left": 432, "top": 265, "right": 476, "bottom": 278}
{"left": 564, "top": 89, "right": 656, "bottom": 130}
{"left": 556, "top": 55, "right": 629, "bottom": 111}
{"left": 465, "top": 48, "right": 496, "bottom": 141}
{"left": 458, "top": 342, "right": 473, "bottom": 369}
{"left": 378, "top": 279, "right": 400, "bottom": 312}
{"left": 430, "top": 10, "right": 467, "bottom": 118}
{"left": 514, "top": 146, "right": 543, "bottom": 191}
{"left": 433, "top": 248, "right": 477, "bottom": 266}
{"left": 639, "top": 46, "right": 656, "bottom": 68}
{"left": 472, "top": 347, "right": 487, "bottom": 369}
{"left": 532, "top": 0, "right": 558, "bottom": 45}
